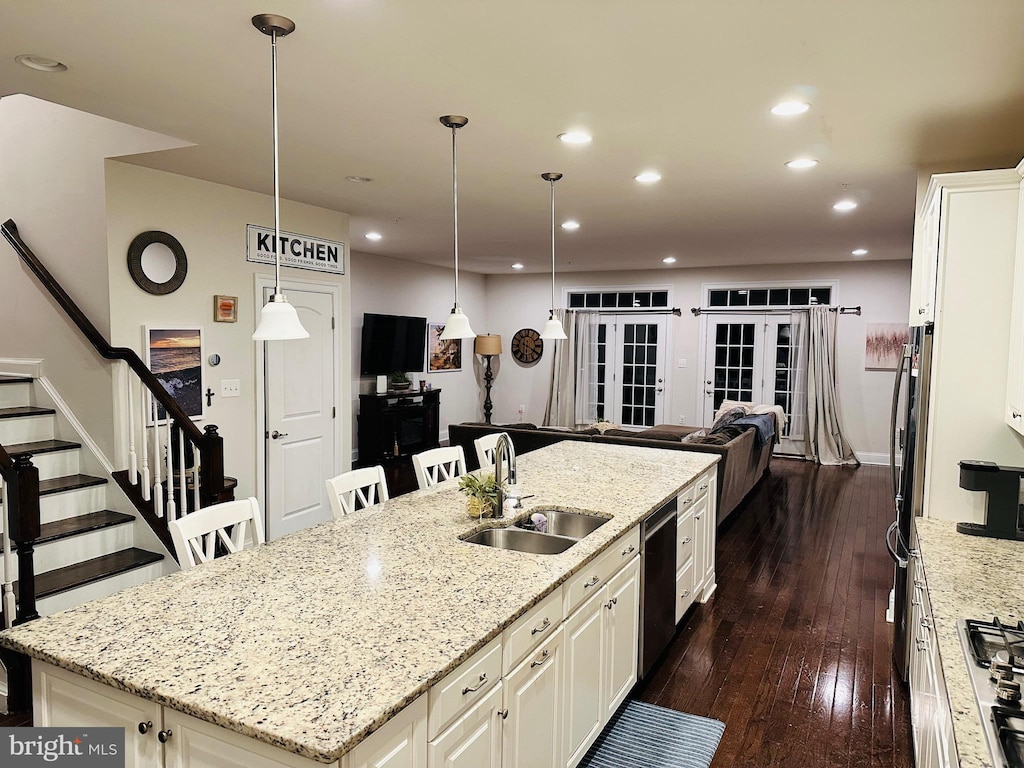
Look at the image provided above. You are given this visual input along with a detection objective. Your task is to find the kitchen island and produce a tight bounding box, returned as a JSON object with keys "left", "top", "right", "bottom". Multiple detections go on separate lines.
{"left": 0, "top": 441, "right": 718, "bottom": 765}
{"left": 913, "top": 517, "right": 1024, "bottom": 768}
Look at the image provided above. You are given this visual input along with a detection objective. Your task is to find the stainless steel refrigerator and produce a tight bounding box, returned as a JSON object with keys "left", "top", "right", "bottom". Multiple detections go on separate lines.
{"left": 888, "top": 324, "right": 933, "bottom": 682}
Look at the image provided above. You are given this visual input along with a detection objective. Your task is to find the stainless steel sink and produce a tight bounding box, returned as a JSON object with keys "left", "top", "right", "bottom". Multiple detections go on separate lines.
{"left": 516, "top": 510, "right": 609, "bottom": 539}
{"left": 461, "top": 527, "right": 577, "bottom": 555}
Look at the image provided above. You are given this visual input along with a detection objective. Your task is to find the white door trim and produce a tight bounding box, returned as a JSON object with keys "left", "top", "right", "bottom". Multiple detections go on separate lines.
{"left": 253, "top": 274, "right": 342, "bottom": 525}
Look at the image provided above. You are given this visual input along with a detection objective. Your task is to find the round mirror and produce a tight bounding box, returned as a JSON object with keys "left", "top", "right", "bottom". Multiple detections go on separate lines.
{"left": 127, "top": 231, "right": 187, "bottom": 295}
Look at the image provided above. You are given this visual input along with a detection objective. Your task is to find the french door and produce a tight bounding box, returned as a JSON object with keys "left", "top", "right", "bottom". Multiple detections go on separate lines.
{"left": 596, "top": 316, "right": 668, "bottom": 429}
{"left": 701, "top": 314, "right": 805, "bottom": 453}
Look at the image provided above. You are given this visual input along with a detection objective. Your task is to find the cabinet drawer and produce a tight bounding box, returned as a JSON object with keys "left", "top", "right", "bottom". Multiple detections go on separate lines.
{"left": 502, "top": 586, "right": 564, "bottom": 674}
{"left": 676, "top": 559, "right": 695, "bottom": 623}
{"left": 676, "top": 510, "right": 695, "bottom": 568}
{"left": 563, "top": 526, "right": 640, "bottom": 615}
{"left": 427, "top": 636, "right": 502, "bottom": 740}
{"left": 694, "top": 469, "right": 714, "bottom": 501}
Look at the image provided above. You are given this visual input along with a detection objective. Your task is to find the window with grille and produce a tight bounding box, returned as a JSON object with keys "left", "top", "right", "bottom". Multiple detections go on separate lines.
{"left": 706, "top": 286, "right": 832, "bottom": 308}
{"left": 567, "top": 289, "right": 669, "bottom": 310}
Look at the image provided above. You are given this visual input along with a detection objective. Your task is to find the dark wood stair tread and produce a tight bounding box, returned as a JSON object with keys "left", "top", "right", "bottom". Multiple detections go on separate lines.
{"left": 5, "top": 439, "right": 82, "bottom": 457}
{"left": 0, "top": 405, "right": 55, "bottom": 419}
{"left": 0, "top": 375, "right": 33, "bottom": 384}
{"left": 18, "top": 548, "right": 163, "bottom": 600}
{"left": 36, "top": 510, "right": 135, "bottom": 545}
{"left": 0, "top": 474, "right": 108, "bottom": 505}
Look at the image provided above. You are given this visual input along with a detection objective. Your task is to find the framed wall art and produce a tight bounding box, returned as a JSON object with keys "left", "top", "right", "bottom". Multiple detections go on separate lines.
{"left": 427, "top": 322, "right": 462, "bottom": 372}
{"left": 214, "top": 294, "right": 238, "bottom": 323}
{"left": 144, "top": 326, "right": 204, "bottom": 421}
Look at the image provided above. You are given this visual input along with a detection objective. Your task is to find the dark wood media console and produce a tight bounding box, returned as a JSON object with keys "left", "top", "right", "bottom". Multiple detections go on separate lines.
{"left": 357, "top": 389, "right": 440, "bottom": 496}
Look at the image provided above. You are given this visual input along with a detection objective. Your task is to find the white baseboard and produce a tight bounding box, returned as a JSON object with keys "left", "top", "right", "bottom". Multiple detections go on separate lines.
{"left": 856, "top": 451, "right": 894, "bottom": 466}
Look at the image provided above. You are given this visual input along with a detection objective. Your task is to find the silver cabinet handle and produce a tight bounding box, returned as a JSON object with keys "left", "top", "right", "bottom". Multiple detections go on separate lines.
{"left": 138, "top": 721, "right": 152, "bottom": 735}
{"left": 1014, "top": 411, "right": 1022, "bottom": 419}
{"left": 910, "top": 550, "right": 920, "bottom": 560}
{"left": 605, "top": 597, "right": 618, "bottom": 610}
{"left": 531, "top": 618, "right": 551, "bottom": 636}
{"left": 681, "top": 536, "right": 691, "bottom": 545}
{"left": 583, "top": 576, "right": 600, "bottom": 589}
{"left": 699, "top": 483, "right": 709, "bottom": 491}
{"left": 682, "top": 497, "right": 693, "bottom": 505}
{"left": 918, "top": 308, "right": 927, "bottom": 315}
{"left": 461, "top": 673, "right": 487, "bottom": 695}
{"left": 158, "top": 729, "right": 173, "bottom": 743}
{"left": 921, "top": 619, "right": 932, "bottom": 631}
{"left": 530, "top": 650, "right": 551, "bottom": 668}
{"left": 622, "top": 544, "right": 636, "bottom": 556}
{"left": 499, "top": 708, "right": 509, "bottom": 720}
{"left": 916, "top": 639, "right": 927, "bottom": 651}
{"left": 681, "top": 589, "right": 690, "bottom": 598}
{"left": 271, "top": 430, "right": 289, "bottom": 439}
{"left": 695, "top": 514, "right": 702, "bottom": 520}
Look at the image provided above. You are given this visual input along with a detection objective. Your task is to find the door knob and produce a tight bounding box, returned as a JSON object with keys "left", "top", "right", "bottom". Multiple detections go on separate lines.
{"left": 656, "top": 388, "right": 664, "bottom": 393}
{"left": 271, "top": 430, "right": 289, "bottom": 439}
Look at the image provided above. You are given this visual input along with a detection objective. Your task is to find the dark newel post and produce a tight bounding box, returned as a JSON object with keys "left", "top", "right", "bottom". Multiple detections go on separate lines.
{"left": 199, "top": 424, "right": 225, "bottom": 507}
{"left": 482, "top": 355, "right": 495, "bottom": 425}
{"left": 11, "top": 454, "right": 40, "bottom": 624}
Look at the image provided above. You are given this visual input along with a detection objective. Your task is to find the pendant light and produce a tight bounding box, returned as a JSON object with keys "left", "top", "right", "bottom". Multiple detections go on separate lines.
{"left": 438, "top": 115, "right": 476, "bottom": 340}
{"left": 252, "top": 14, "right": 309, "bottom": 341}
{"left": 540, "top": 172, "right": 568, "bottom": 340}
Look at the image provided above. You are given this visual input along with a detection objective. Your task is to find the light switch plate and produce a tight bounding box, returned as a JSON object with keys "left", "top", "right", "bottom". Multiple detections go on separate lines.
{"left": 222, "top": 379, "right": 241, "bottom": 398}
{"left": 677, "top": 358, "right": 687, "bottom": 368}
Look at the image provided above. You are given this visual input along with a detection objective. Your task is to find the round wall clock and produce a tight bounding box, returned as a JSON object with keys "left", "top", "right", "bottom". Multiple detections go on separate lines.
{"left": 511, "top": 328, "right": 543, "bottom": 364}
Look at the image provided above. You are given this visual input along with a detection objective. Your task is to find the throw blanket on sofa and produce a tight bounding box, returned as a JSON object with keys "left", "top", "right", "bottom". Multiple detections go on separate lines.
{"left": 732, "top": 413, "right": 776, "bottom": 447}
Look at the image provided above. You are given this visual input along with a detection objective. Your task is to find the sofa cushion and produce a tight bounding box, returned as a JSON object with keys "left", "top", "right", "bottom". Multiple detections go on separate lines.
{"left": 680, "top": 428, "right": 708, "bottom": 443}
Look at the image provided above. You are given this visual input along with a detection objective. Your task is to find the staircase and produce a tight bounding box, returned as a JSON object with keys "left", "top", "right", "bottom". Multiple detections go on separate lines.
{"left": 0, "top": 374, "right": 168, "bottom": 620}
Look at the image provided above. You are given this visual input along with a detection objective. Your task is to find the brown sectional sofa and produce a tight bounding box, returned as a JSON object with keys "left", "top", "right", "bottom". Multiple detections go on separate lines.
{"left": 448, "top": 421, "right": 773, "bottom": 527}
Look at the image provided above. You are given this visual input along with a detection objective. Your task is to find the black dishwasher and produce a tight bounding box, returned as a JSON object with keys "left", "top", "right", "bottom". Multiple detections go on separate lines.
{"left": 639, "top": 496, "right": 677, "bottom": 679}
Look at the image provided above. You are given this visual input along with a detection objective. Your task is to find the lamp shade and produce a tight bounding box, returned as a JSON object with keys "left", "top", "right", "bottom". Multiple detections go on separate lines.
{"left": 440, "top": 306, "right": 476, "bottom": 340}
{"left": 474, "top": 334, "right": 502, "bottom": 355}
{"left": 541, "top": 315, "right": 567, "bottom": 340}
{"left": 253, "top": 296, "right": 310, "bottom": 340}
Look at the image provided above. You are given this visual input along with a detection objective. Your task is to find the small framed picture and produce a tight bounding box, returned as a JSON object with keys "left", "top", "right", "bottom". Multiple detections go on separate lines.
{"left": 214, "top": 295, "right": 238, "bottom": 323}
{"left": 428, "top": 322, "right": 462, "bottom": 372}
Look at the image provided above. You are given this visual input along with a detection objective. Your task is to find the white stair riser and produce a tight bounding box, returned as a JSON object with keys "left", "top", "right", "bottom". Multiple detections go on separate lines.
{"left": 37, "top": 486, "right": 109, "bottom": 525}
{"left": 36, "top": 561, "right": 166, "bottom": 617}
{"left": 21, "top": 450, "right": 81, "bottom": 480}
{"left": 10, "top": 523, "right": 135, "bottom": 574}
{"left": 0, "top": 382, "right": 31, "bottom": 407}
{"left": 0, "top": 414, "right": 54, "bottom": 444}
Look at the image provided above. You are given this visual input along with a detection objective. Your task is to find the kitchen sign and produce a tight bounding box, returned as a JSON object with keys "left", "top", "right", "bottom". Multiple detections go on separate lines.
{"left": 246, "top": 224, "right": 346, "bottom": 275}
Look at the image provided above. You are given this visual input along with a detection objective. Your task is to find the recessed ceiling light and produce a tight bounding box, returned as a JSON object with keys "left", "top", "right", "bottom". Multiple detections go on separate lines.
{"left": 851, "top": 248, "right": 868, "bottom": 256}
{"left": 365, "top": 232, "right": 382, "bottom": 241}
{"left": 15, "top": 54, "right": 67, "bottom": 72}
{"left": 561, "top": 220, "right": 580, "bottom": 231}
{"left": 833, "top": 199, "right": 858, "bottom": 212}
{"left": 771, "top": 100, "right": 810, "bottom": 116}
{"left": 635, "top": 171, "right": 662, "bottom": 183}
{"left": 785, "top": 158, "right": 818, "bottom": 170}
{"left": 662, "top": 256, "right": 677, "bottom": 264}
{"left": 345, "top": 175, "right": 373, "bottom": 183}
{"left": 558, "top": 131, "right": 592, "bottom": 145}
{"left": 511, "top": 263, "right": 524, "bottom": 270}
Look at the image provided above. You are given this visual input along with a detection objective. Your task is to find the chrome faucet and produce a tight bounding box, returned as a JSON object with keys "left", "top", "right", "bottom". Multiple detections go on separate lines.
{"left": 493, "top": 432, "right": 517, "bottom": 515}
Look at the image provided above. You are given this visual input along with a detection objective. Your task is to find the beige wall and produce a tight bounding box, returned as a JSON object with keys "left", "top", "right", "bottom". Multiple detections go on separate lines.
{"left": 105, "top": 162, "right": 351, "bottom": 500}
{"left": 482, "top": 260, "right": 912, "bottom": 463}
{"left": 0, "top": 95, "right": 189, "bottom": 455}
{"left": 349, "top": 251, "right": 486, "bottom": 456}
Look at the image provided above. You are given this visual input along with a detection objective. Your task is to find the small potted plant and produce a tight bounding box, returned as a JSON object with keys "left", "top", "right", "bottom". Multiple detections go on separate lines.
{"left": 458, "top": 472, "right": 504, "bottom": 519}
{"left": 390, "top": 372, "right": 412, "bottom": 392}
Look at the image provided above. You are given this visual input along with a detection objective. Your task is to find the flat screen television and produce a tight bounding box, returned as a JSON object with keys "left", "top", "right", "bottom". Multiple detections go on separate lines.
{"left": 360, "top": 313, "right": 427, "bottom": 375}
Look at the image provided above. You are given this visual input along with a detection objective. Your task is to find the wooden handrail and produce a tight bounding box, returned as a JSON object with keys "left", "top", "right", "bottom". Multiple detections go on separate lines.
{"left": 2, "top": 219, "right": 204, "bottom": 443}
{"left": 0, "top": 443, "right": 12, "bottom": 472}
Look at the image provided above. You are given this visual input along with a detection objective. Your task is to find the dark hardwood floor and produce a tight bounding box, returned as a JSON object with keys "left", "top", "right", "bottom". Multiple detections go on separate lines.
{"left": 638, "top": 458, "right": 914, "bottom": 768}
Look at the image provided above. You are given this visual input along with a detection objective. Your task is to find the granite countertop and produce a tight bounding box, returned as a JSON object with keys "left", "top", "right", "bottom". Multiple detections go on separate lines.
{"left": 913, "top": 517, "right": 1024, "bottom": 768}
{"left": 0, "top": 441, "right": 718, "bottom": 764}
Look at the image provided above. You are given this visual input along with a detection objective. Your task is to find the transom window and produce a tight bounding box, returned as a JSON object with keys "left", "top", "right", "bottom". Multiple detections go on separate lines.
{"left": 568, "top": 290, "right": 669, "bottom": 310}
{"left": 707, "top": 286, "right": 832, "bottom": 308}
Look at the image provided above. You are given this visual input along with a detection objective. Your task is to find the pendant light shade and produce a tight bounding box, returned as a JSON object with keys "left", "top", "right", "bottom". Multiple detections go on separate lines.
{"left": 439, "top": 115, "right": 476, "bottom": 340}
{"left": 252, "top": 13, "right": 309, "bottom": 342}
{"left": 540, "top": 172, "right": 567, "bottom": 340}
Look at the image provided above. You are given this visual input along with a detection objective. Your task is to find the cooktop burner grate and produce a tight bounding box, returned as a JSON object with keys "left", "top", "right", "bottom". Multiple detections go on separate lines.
{"left": 993, "top": 707, "right": 1024, "bottom": 768}
{"left": 966, "top": 618, "right": 1024, "bottom": 674}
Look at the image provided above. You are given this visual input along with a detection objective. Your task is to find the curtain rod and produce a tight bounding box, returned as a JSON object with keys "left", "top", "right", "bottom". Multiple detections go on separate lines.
{"left": 567, "top": 307, "right": 683, "bottom": 316}
{"left": 689, "top": 305, "right": 861, "bottom": 317}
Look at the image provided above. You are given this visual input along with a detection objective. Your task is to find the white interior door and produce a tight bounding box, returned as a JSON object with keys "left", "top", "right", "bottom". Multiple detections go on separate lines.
{"left": 596, "top": 315, "right": 668, "bottom": 429}
{"left": 264, "top": 286, "right": 336, "bottom": 540}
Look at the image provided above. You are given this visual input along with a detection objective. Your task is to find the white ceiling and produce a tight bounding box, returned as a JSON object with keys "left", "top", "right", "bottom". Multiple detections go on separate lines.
{"left": 3, "top": 0, "right": 1024, "bottom": 274}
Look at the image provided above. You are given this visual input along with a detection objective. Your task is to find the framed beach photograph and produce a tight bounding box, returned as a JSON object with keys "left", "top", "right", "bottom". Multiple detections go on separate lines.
{"left": 865, "top": 323, "right": 909, "bottom": 370}
{"left": 144, "top": 326, "right": 204, "bottom": 421}
{"left": 214, "top": 294, "right": 238, "bottom": 323}
{"left": 427, "top": 322, "right": 462, "bottom": 372}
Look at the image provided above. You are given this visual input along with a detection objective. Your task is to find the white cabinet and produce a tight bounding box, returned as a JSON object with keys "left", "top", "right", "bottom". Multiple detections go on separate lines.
{"left": 602, "top": 557, "right": 640, "bottom": 721}
{"left": 1005, "top": 160, "right": 1024, "bottom": 435}
{"left": 33, "top": 662, "right": 334, "bottom": 768}
{"left": 501, "top": 626, "right": 564, "bottom": 768}
{"left": 428, "top": 683, "right": 503, "bottom": 768}
{"left": 561, "top": 590, "right": 604, "bottom": 768}
{"left": 685, "top": 468, "right": 717, "bottom": 604}
{"left": 910, "top": 182, "right": 943, "bottom": 326}
{"left": 349, "top": 696, "right": 428, "bottom": 768}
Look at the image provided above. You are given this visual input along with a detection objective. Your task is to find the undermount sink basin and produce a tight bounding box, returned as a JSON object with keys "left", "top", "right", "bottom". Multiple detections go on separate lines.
{"left": 516, "top": 510, "right": 609, "bottom": 539}
{"left": 462, "top": 527, "right": 577, "bottom": 555}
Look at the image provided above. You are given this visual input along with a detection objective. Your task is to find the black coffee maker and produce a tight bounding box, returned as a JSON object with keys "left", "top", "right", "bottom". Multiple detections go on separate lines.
{"left": 957, "top": 460, "right": 1024, "bottom": 540}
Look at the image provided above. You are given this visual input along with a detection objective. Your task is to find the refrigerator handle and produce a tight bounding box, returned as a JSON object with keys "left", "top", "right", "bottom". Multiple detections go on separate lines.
{"left": 889, "top": 343, "right": 911, "bottom": 510}
{"left": 885, "top": 520, "right": 909, "bottom": 568}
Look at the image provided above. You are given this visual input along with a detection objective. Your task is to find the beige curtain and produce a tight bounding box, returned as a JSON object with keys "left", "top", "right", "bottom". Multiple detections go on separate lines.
{"left": 544, "top": 310, "right": 599, "bottom": 427}
{"left": 803, "top": 306, "right": 859, "bottom": 466}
